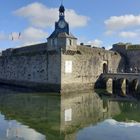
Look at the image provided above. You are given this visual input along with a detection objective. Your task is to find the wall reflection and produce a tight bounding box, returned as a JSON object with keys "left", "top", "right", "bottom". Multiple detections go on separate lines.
{"left": 0, "top": 87, "right": 139, "bottom": 140}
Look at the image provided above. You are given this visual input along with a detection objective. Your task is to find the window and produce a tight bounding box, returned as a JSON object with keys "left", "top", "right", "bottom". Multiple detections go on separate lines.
{"left": 69, "top": 39, "right": 72, "bottom": 45}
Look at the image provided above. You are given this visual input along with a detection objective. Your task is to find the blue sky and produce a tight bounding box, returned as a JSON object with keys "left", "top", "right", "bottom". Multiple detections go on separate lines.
{"left": 1, "top": 0, "right": 140, "bottom": 50}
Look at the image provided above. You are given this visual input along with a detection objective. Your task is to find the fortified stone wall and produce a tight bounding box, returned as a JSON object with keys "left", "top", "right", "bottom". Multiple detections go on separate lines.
{"left": 112, "top": 43, "right": 140, "bottom": 72}
{"left": 127, "top": 50, "right": 140, "bottom": 72}
{"left": 112, "top": 43, "right": 128, "bottom": 56}
{"left": 0, "top": 43, "right": 61, "bottom": 92}
{"left": 61, "top": 46, "right": 124, "bottom": 92}
{"left": 0, "top": 43, "right": 125, "bottom": 93}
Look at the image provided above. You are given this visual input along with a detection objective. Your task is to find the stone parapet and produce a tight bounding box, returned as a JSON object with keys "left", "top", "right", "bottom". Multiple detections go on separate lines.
{"left": 2, "top": 43, "right": 47, "bottom": 57}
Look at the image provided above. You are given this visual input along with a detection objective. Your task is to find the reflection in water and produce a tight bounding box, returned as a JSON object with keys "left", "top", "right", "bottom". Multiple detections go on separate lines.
{"left": 0, "top": 86, "right": 139, "bottom": 140}
{"left": 0, "top": 114, "right": 45, "bottom": 140}
{"left": 77, "top": 119, "right": 140, "bottom": 140}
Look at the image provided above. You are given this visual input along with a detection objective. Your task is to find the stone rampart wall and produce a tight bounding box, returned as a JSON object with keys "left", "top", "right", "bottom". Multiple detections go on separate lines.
{"left": 127, "top": 50, "right": 140, "bottom": 72}
{"left": 0, "top": 45, "right": 61, "bottom": 92}
{"left": 61, "top": 46, "right": 124, "bottom": 92}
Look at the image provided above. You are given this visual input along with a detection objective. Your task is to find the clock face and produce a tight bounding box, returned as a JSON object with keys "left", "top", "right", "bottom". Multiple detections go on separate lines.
{"left": 58, "top": 21, "right": 66, "bottom": 28}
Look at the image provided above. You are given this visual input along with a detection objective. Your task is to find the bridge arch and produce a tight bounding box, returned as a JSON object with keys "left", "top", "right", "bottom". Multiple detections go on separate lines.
{"left": 98, "top": 73, "right": 140, "bottom": 97}
{"left": 101, "top": 77, "right": 113, "bottom": 94}
{"left": 117, "top": 78, "right": 127, "bottom": 96}
{"left": 131, "top": 79, "right": 139, "bottom": 93}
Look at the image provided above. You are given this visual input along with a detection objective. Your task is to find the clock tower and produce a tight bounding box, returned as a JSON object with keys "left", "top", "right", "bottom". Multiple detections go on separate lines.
{"left": 47, "top": 4, "right": 77, "bottom": 50}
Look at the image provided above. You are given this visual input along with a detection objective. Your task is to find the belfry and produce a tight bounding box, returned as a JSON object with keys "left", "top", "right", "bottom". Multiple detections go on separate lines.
{"left": 47, "top": 4, "right": 77, "bottom": 50}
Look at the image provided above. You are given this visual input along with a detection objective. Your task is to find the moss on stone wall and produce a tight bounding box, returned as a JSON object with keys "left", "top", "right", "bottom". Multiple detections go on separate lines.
{"left": 127, "top": 45, "right": 140, "bottom": 50}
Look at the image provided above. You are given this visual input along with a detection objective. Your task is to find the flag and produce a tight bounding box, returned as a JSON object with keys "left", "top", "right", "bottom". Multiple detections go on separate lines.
{"left": 18, "top": 32, "right": 21, "bottom": 39}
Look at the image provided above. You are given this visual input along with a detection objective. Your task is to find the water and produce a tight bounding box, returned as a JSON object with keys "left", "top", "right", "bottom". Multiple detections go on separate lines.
{"left": 0, "top": 86, "right": 140, "bottom": 140}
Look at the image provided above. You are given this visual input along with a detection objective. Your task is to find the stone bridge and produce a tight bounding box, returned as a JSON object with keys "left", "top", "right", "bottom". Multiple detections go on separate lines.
{"left": 99, "top": 73, "right": 140, "bottom": 96}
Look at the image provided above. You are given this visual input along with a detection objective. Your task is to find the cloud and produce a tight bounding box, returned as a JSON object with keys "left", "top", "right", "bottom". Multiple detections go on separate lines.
{"left": 104, "top": 119, "right": 140, "bottom": 127}
{"left": 66, "top": 9, "right": 90, "bottom": 28}
{"left": 105, "top": 30, "right": 115, "bottom": 36}
{"left": 20, "top": 27, "right": 48, "bottom": 45}
{"left": 14, "top": 2, "right": 90, "bottom": 28}
{"left": 104, "top": 14, "right": 140, "bottom": 39}
{"left": 105, "top": 14, "right": 140, "bottom": 31}
{"left": 105, "top": 29, "right": 139, "bottom": 39}
{"left": 119, "top": 31, "right": 138, "bottom": 38}
{"left": 87, "top": 39, "right": 103, "bottom": 47}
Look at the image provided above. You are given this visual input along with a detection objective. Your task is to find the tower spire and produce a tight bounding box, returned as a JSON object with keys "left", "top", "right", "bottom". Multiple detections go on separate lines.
{"left": 59, "top": 4, "right": 65, "bottom": 17}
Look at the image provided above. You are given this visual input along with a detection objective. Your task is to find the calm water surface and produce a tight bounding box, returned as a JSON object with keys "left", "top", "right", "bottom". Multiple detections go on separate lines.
{"left": 0, "top": 87, "right": 140, "bottom": 140}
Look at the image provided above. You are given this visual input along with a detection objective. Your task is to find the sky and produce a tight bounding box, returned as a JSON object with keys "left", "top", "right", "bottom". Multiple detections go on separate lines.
{"left": 1, "top": 0, "right": 140, "bottom": 50}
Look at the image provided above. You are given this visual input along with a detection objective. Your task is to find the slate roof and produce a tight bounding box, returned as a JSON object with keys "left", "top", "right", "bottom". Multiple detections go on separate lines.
{"left": 48, "top": 32, "right": 77, "bottom": 39}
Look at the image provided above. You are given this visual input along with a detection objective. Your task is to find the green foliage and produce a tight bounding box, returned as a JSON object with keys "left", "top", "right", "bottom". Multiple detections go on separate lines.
{"left": 113, "top": 101, "right": 140, "bottom": 122}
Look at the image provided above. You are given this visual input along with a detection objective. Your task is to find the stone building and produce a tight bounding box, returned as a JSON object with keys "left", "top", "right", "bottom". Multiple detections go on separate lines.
{"left": 0, "top": 5, "right": 125, "bottom": 93}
